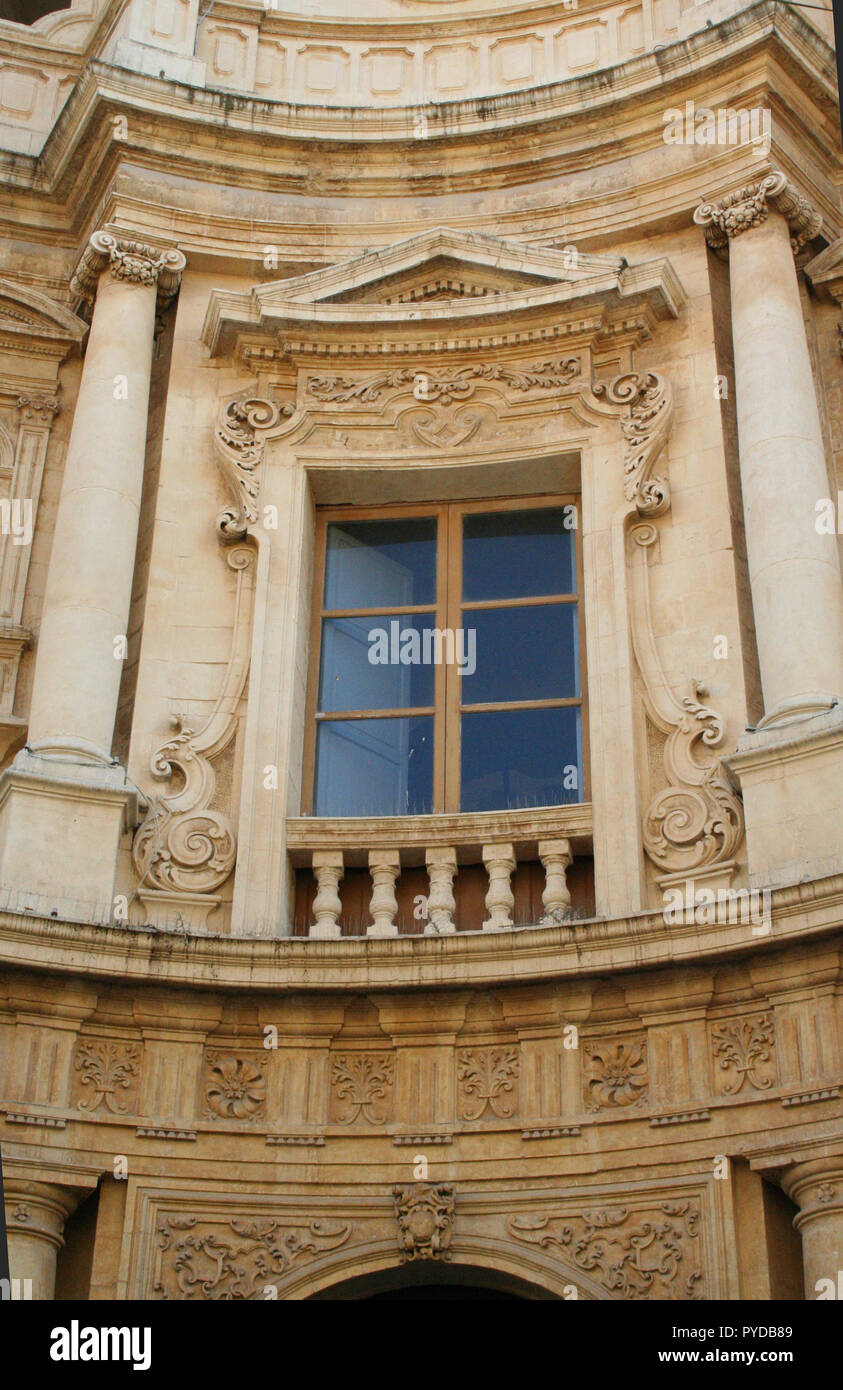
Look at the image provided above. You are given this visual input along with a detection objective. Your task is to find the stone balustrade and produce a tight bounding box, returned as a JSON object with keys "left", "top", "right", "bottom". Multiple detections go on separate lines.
{"left": 286, "top": 806, "right": 591, "bottom": 938}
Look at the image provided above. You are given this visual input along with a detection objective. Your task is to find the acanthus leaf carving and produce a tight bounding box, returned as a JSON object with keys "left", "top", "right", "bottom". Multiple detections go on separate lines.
{"left": 457, "top": 1046, "right": 519, "bottom": 1120}
{"left": 132, "top": 545, "right": 257, "bottom": 897}
{"left": 213, "top": 394, "right": 292, "bottom": 543}
{"left": 592, "top": 371, "right": 673, "bottom": 517}
{"left": 307, "top": 356, "right": 581, "bottom": 406}
{"left": 154, "top": 1214, "right": 352, "bottom": 1299}
{"left": 73, "top": 1039, "right": 141, "bottom": 1114}
{"left": 331, "top": 1051, "right": 394, "bottom": 1125}
{"left": 507, "top": 1200, "right": 703, "bottom": 1299}
{"left": 711, "top": 1014, "right": 776, "bottom": 1095}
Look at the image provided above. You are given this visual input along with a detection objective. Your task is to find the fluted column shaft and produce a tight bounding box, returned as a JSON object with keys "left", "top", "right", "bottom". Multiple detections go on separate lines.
{"left": 27, "top": 231, "right": 185, "bottom": 764}
{"left": 696, "top": 174, "right": 843, "bottom": 728}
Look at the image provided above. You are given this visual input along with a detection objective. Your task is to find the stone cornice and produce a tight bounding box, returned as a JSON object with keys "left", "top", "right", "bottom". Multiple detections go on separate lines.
{"left": 693, "top": 170, "right": 823, "bottom": 254}
{"left": 69, "top": 227, "right": 187, "bottom": 307}
{"left": 0, "top": 871, "right": 841, "bottom": 996}
{"left": 0, "top": 1, "right": 837, "bottom": 236}
{"left": 202, "top": 240, "right": 685, "bottom": 359}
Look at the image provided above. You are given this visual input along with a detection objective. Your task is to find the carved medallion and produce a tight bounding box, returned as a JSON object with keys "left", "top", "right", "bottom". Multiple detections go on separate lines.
{"left": 393, "top": 1182, "right": 455, "bottom": 1262}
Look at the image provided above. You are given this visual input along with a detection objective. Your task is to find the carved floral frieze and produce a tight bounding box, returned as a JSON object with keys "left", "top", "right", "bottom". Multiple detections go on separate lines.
{"left": 710, "top": 1015, "right": 776, "bottom": 1096}
{"left": 507, "top": 1200, "right": 703, "bottom": 1300}
{"left": 203, "top": 1050, "right": 267, "bottom": 1121}
{"left": 73, "top": 1039, "right": 141, "bottom": 1114}
{"left": 583, "top": 1037, "right": 649, "bottom": 1111}
{"left": 456, "top": 1046, "right": 520, "bottom": 1120}
{"left": 330, "top": 1051, "right": 395, "bottom": 1125}
{"left": 393, "top": 1183, "right": 455, "bottom": 1262}
{"left": 307, "top": 357, "right": 582, "bottom": 405}
{"left": 154, "top": 1214, "right": 352, "bottom": 1299}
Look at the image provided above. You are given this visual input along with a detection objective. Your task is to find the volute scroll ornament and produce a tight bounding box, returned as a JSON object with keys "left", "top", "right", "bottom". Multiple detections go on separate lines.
{"left": 132, "top": 545, "right": 256, "bottom": 899}
{"left": 694, "top": 171, "right": 822, "bottom": 255}
{"left": 213, "top": 394, "right": 292, "bottom": 543}
{"left": 70, "top": 230, "right": 187, "bottom": 307}
{"left": 592, "top": 371, "right": 673, "bottom": 517}
{"left": 591, "top": 363, "right": 745, "bottom": 879}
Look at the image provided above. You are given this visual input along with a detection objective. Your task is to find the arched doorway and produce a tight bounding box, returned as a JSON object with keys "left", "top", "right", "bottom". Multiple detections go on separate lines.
{"left": 308, "top": 1262, "right": 560, "bottom": 1300}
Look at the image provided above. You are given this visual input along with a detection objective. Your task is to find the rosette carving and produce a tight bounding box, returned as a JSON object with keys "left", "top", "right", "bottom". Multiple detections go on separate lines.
{"left": 213, "top": 394, "right": 292, "bottom": 542}
{"left": 132, "top": 546, "right": 256, "bottom": 896}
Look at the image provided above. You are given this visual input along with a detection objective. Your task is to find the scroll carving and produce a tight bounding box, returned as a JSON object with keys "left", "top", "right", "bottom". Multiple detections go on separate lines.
{"left": 213, "top": 394, "right": 292, "bottom": 543}
{"left": 307, "top": 357, "right": 582, "bottom": 405}
{"left": 592, "top": 371, "right": 673, "bottom": 516}
{"left": 154, "top": 1214, "right": 352, "bottom": 1298}
{"left": 507, "top": 1200, "right": 703, "bottom": 1299}
{"left": 132, "top": 546, "right": 256, "bottom": 896}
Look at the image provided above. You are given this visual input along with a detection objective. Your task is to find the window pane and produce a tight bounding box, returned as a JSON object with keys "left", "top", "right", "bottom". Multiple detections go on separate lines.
{"left": 460, "top": 706, "right": 582, "bottom": 812}
{"left": 319, "top": 616, "right": 435, "bottom": 712}
{"left": 314, "top": 716, "right": 434, "bottom": 817}
{"left": 324, "top": 518, "right": 436, "bottom": 610}
{"left": 460, "top": 604, "right": 579, "bottom": 705}
{"left": 463, "top": 507, "right": 575, "bottom": 601}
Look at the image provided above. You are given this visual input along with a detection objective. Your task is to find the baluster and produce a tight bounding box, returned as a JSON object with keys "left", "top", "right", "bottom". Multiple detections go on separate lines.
{"left": 424, "top": 846, "right": 457, "bottom": 935}
{"left": 310, "top": 851, "right": 344, "bottom": 938}
{"left": 367, "top": 849, "right": 400, "bottom": 937}
{"left": 482, "top": 842, "right": 516, "bottom": 931}
{"left": 539, "top": 838, "right": 573, "bottom": 925}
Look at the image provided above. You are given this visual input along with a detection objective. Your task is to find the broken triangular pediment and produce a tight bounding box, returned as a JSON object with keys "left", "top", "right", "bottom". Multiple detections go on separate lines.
{"left": 203, "top": 227, "right": 685, "bottom": 358}
{"left": 255, "top": 227, "right": 625, "bottom": 309}
{"left": 0, "top": 279, "right": 87, "bottom": 345}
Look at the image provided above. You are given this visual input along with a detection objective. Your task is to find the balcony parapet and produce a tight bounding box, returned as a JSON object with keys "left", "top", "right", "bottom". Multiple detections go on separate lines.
{"left": 287, "top": 804, "right": 592, "bottom": 939}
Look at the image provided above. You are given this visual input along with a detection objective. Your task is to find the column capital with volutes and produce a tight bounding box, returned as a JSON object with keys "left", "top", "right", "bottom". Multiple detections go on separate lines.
{"left": 693, "top": 171, "right": 822, "bottom": 255}
{"left": 70, "top": 227, "right": 186, "bottom": 307}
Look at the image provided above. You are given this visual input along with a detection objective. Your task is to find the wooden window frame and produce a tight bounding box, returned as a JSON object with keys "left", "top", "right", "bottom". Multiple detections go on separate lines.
{"left": 302, "top": 493, "right": 588, "bottom": 816}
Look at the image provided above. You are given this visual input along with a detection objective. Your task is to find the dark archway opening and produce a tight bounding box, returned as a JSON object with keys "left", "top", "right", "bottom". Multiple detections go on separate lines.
{"left": 0, "top": 1, "right": 71, "bottom": 24}
{"left": 309, "top": 1262, "right": 559, "bottom": 1301}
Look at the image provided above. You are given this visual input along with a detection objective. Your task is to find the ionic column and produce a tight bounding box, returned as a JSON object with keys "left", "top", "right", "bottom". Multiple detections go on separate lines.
{"left": 781, "top": 1159, "right": 843, "bottom": 1299}
{"left": 26, "top": 230, "right": 185, "bottom": 763}
{"left": 367, "top": 849, "right": 400, "bottom": 937}
{"left": 424, "top": 846, "right": 457, "bottom": 935}
{"left": 482, "top": 842, "right": 516, "bottom": 931}
{"left": 4, "top": 1180, "right": 79, "bottom": 1300}
{"left": 695, "top": 173, "right": 843, "bottom": 727}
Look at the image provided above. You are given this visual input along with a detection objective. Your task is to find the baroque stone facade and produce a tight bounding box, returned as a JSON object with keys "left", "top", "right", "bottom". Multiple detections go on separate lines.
{"left": 0, "top": 0, "right": 841, "bottom": 1302}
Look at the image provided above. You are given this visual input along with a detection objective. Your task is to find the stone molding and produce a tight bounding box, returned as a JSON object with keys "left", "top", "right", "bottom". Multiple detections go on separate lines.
{"left": 393, "top": 1182, "right": 455, "bottom": 1262}
{"left": 70, "top": 229, "right": 186, "bottom": 307}
{"left": 694, "top": 171, "right": 823, "bottom": 255}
